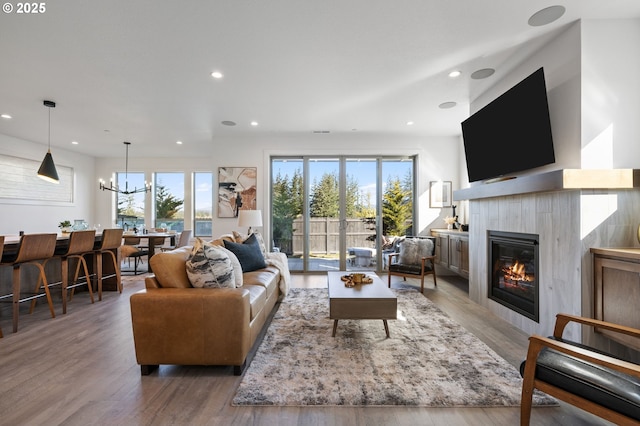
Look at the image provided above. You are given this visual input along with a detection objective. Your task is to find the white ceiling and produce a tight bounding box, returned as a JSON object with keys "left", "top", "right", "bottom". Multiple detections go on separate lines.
{"left": 1, "top": 0, "right": 639, "bottom": 158}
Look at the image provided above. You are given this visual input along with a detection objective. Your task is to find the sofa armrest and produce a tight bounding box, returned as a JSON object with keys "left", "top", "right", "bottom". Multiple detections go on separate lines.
{"left": 130, "top": 287, "right": 252, "bottom": 367}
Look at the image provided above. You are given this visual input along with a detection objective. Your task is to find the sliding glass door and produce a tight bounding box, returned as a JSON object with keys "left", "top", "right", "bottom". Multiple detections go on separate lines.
{"left": 271, "top": 156, "right": 414, "bottom": 273}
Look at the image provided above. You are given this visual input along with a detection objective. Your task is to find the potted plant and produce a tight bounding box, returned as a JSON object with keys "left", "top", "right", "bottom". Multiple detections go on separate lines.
{"left": 58, "top": 220, "right": 72, "bottom": 234}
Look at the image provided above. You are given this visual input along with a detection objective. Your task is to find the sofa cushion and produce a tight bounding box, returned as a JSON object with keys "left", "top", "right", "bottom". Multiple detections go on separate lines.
{"left": 149, "top": 246, "right": 193, "bottom": 288}
{"left": 186, "top": 238, "right": 236, "bottom": 288}
{"left": 223, "top": 234, "right": 267, "bottom": 272}
{"left": 244, "top": 284, "right": 267, "bottom": 321}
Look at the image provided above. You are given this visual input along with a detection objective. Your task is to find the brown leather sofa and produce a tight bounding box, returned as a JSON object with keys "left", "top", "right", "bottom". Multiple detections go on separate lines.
{"left": 129, "top": 245, "right": 282, "bottom": 375}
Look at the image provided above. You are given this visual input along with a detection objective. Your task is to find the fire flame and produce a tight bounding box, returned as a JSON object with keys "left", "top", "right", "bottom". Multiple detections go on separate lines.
{"left": 501, "top": 260, "right": 533, "bottom": 283}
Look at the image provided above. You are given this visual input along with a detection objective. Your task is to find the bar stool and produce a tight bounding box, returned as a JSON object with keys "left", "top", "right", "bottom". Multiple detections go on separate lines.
{"left": 35, "top": 230, "right": 96, "bottom": 314}
{"left": 92, "top": 228, "right": 124, "bottom": 301}
{"left": 0, "top": 233, "right": 57, "bottom": 333}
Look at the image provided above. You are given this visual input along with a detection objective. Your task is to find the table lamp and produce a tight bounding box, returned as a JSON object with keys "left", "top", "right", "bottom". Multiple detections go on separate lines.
{"left": 238, "top": 210, "right": 263, "bottom": 235}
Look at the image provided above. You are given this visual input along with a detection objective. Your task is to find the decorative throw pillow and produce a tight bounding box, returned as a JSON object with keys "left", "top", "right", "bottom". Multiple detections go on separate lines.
{"left": 399, "top": 238, "right": 434, "bottom": 265}
{"left": 185, "top": 238, "right": 236, "bottom": 288}
{"left": 233, "top": 231, "right": 269, "bottom": 258}
{"left": 223, "top": 233, "right": 267, "bottom": 272}
{"left": 218, "top": 245, "right": 243, "bottom": 287}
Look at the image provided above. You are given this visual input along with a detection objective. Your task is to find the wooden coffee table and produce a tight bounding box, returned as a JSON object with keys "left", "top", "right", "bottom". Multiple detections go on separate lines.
{"left": 327, "top": 271, "right": 397, "bottom": 338}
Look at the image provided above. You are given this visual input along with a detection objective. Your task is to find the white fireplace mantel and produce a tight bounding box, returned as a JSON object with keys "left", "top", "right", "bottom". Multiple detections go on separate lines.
{"left": 454, "top": 169, "right": 640, "bottom": 201}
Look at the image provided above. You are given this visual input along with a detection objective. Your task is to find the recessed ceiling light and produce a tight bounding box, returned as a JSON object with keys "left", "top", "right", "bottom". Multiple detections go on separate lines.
{"left": 176, "top": 140, "right": 183, "bottom": 145}
{"left": 406, "top": 121, "right": 414, "bottom": 126}
{"left": 439, "top": 102, "right": 457, "bottom": 109}
{"left": 448, "top": 70, "right": 461, "bottom": 78}
{"left": 222, "top": 120, "right": 236, "bottom": 126}
{"left": 1, "top": 114, "right": 12, "bottom": 119}
{"left": 71, "top": 141, "right": 79, "bottom": 145}
{"left": 250, "top": 121, "right": 259, "bottom": 126}
{"left": 471, "top": 68, "right": 495, "bottom": 80}
{"left": 528, "top": 5, "right": 565, "bottom": 27}
{"left": 211, "top": 71, "right": 224, "bottom": 79}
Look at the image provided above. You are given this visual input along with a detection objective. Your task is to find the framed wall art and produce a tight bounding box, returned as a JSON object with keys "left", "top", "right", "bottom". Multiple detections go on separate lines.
{"left": 429, "top": 181, "right": 452, "bottom": 208}
{"left": 218, "top": 167, "right": 257, "bottom": 218}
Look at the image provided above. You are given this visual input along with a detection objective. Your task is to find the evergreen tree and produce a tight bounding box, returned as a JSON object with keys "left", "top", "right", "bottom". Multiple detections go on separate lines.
{"left": 310, "top": 172, "right": 339, "bottom": 217}
{"left": 272, "top": 172, "right": 298, "bottom": 254}
{"left": 156, "top": 184, "right": 184, "bottom": 219}
{"left": 382, "top": 177, "right": 412, "bottom": 236}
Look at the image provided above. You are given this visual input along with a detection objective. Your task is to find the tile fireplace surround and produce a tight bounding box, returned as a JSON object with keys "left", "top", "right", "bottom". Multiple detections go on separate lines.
{"left": 454, "top": 169, "right": 640, "bottom": 347}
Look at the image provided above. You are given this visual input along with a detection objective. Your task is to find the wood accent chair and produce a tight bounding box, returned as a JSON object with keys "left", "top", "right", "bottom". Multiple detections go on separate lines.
{"left": 0, "top": 233, "right": 57, "bottom": 333}
{"left": 387, "top": 236, "right": 437, "bottom": 293}
{"left": 120, "top": 236, "right": 149, "bottom": 275}
{"left": 160, "top": 229, "right": 192, "bottom": 252}
{"left": 36, "top": 230, "right": 96, "bottom": 314}
{"left": 520, "top": 313, "right": 640, "bottom": 425}
{"left": 92, "top": 228, "right": 123, "bottom": 300}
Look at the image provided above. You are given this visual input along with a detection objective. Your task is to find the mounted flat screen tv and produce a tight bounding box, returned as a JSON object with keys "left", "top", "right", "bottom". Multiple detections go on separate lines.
{"left": 461, "top": 67, "right": 555, "bottom": 183}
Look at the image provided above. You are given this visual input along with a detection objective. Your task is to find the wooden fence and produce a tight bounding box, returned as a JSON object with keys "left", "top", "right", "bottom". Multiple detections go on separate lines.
{"left": 287, "top": 217, "right": 375, "bottom": 255}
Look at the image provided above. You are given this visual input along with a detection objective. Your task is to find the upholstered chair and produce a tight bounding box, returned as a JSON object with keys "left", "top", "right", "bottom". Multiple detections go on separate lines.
{"left": 387, "top": 236, "right": 437, "bottom": 293}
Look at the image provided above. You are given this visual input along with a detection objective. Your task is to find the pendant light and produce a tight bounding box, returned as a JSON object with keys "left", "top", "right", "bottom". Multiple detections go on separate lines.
{"left": 99, "top": 141, "right": 151, "bottom": 194}
{"left": 37, "top": 100, "right": 60, "bottom": 183}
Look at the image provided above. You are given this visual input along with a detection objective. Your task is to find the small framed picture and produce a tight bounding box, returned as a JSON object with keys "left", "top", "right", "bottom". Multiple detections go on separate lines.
{"left": 429, "top": 181, "right": 452, "bottom": 208}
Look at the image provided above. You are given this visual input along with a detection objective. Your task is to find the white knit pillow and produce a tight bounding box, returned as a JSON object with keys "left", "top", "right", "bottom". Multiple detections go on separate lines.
{"left": 186, "top": 238, "right": 236, "bottom": 288}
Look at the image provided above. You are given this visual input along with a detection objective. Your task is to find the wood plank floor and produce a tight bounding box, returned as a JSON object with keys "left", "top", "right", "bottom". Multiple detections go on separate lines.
{"left": 0, "top": 272, "right": 613, "bottom": 425}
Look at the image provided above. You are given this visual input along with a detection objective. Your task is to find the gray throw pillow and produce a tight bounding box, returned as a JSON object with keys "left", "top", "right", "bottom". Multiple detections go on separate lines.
{"left": 186, "top": 238, "right": 236, "bottom": 288}
{"left": 223, "top": 233, "right": 267, "bottom": 272}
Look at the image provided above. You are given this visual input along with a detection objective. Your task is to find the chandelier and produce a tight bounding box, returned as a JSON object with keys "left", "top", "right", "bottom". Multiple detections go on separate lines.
{"left": 99, "top": 141, "right": 151, "bottom": 195}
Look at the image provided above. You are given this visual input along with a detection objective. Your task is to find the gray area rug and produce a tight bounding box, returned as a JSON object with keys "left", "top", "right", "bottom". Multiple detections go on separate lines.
{"left": 232, "top": 288, "right": 556, "bottom": 407}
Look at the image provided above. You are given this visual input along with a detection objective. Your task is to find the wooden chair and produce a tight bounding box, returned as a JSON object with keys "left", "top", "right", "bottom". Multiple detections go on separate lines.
{"left": 0, "top": 233, "right": 57, "bottom": 333}
{"left": 36, "top": 230, "right": 96, "bottom": 314}
{"left": 92, "top": 228, "right": 123, "bottom": 300}
{"left": 160, "top": 230, "right": 192, "bottom": 252}
{"left": 120, "top": 236, "right": 149, "bottom": 275}
{"left": 520, "top": 313, "right": 640, "bottom": 425}
{"left": 387, "top": 236, "right": 437, "bottom": 293}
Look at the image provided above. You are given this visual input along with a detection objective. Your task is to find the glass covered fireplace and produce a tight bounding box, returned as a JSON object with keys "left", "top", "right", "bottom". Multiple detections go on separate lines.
{"left": 488, "top": 231, "right": 539, "bottom": 322}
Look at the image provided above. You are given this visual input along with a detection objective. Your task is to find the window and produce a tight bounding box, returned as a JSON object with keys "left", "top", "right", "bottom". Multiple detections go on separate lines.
{"left": 116, "top": 172, "right": 146, "bottom": 231}
{"left": 271, "top": 156, "right": 415, "bottom": 272}
{"left": 155, "top": 172, "right": 184, "bottom": 232}
{"left": 194, "top": 172, "right": 213, "bottom": 237}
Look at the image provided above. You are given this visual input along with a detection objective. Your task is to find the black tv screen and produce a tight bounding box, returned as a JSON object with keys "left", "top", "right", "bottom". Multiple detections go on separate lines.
{"left": 461, "top": 67, "right": 555, "bottom": 183}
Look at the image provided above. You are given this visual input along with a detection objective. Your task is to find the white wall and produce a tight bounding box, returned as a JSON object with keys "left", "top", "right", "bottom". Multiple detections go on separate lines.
{"left": 0, "top": 134, "right": 95, "bottom": 235}
{"left": 581, "top": 19, "right": 640, "bottom": 169}
{"left": 464, "top": 22, "right": 583, "bottom": 176}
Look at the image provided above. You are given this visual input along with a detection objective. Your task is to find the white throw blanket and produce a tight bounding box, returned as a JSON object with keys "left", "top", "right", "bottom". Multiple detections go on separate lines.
{"left": 265, "top": 252, "right": 290, "bottom": 300}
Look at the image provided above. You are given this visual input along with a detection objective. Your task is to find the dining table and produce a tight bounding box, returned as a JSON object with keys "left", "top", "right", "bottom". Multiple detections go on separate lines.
{"left": 122, "top": 232, "right": 177, "bottom": 273}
